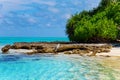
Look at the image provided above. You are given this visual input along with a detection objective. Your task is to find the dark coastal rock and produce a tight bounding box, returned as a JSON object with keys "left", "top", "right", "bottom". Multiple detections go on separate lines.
{"left": 64, "top": 51, "right": 72, "bottom": 54}
{"left": 64, "top": 49, "right": 97, "bottom": 56}
{"left": 43, "top": 48, "right": 55, "bottom": 53}
{"left": 73, "top": 49, "right": 90, "bottom": 56}
{"left": 1, "top": 42, "right": 112, "bottom": 56}
{"left": 11, "top": 43, "right": 31, "bottom": 49}
{"left": 1, "top": 45, "right": 11, "bottom": 53}
{"left": 57, "top": 45, "right": 89, "bottom": 52}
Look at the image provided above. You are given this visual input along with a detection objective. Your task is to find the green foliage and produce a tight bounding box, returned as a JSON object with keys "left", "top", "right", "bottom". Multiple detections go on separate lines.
{"left": 66, "top": 11, "right": 91, "bottom": 41}
{"left": 95, "top": 18, "right": 117, "bottom": 40}
{"left": 74, "top": 21, "right": 94, "bottom": 42}
{"left": 66, "top": 0, "right": 120, "bottom": 42}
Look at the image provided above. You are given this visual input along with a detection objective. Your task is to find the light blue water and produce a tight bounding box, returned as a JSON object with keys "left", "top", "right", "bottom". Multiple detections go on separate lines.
{"left": 0, "top": 37, "right": 119, "bottom": 80}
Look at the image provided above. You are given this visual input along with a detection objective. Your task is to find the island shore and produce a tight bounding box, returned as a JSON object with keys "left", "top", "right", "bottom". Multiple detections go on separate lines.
{"left": 5, "top": 47, "right": 120, "bottom": 57}
{"left": 97, "top": 47, "right": 120, "bottom": 57}
{"left": 1, "top": 42, "right": 118, "bottom": 56}
{"left": 1, "top": 42, "right": 120, "bottom": 72}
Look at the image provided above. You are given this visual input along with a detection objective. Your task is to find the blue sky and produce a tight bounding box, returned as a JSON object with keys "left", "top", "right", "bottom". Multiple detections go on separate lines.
{"left": 0, "top": 0, "right": 101, "bottom": 37}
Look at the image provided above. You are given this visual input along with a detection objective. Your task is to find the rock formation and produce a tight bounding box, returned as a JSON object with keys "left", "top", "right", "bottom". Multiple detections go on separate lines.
{"left": 1, "top": 45, "right": 11, "bottom": 53}
{"left": 1, "top": 42, "right": 112, "bottom": 56}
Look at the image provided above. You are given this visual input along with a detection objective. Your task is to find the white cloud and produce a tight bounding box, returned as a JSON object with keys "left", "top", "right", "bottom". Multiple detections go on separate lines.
{"left": 63, "top": 14, "right": 71, "bottom": 19}
{"left": 48, "top": 7, "right": 59, "bottom": 13}
{"left": 0, "top": 0, "right": 101, "bottom": 28}
{"left": 27, "top": 18, "right": 37, "bottom": 23}
{"left": 0, "top": 1, "right": 30, "bottom": 15}
{"left": 0, "top": 14, "right": 3, "bottom": 18}
{"left": 0, "top": 0, "right": 57, "bottom": 6}
{"left": 0, "top": 0, "right": 57, "bottom": 15}
{"left": 73, "top": 1, "right": 82, "bottom": 6}
{"left": 46, "top": 23, "right": 51, "bottom": 27}
{"left": 36, "top": 1, "right": 57, "bottom": 6}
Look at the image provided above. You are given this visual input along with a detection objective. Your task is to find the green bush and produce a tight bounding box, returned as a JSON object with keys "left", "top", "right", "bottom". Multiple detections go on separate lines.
{"left": 66, "top": 0, "right": 120, "bottom": 42}
{"left": 74, "top": 20, "right": 95, "bottom": 42}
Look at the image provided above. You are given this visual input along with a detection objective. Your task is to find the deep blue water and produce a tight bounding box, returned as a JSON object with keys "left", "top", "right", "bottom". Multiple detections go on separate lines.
{"left": 0, "top": 37, "right": 119, "bottom": 80}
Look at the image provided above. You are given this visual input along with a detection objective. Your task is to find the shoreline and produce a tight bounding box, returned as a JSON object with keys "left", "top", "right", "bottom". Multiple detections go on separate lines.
{"left": 5, "top": 47, "right": 120, "bottom": 57}
{"left": 1, "top": 43, "right": 120, "bottom": 72}
{"left": 96, "top": 47, "right": 120, "bottom": 57}
{"left": 1, "top": 42, "right": 112, "bottom": 56}
{"left": 1, "top": 42, "right": 120, "bottom": 57}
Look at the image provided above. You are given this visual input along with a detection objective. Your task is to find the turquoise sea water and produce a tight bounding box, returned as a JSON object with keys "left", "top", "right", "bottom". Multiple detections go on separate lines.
{"left": 0, "top": 37, "right": 69, "bottom": 45}
{"left": 0, "top": 37, "right": 120, "bottom": 80}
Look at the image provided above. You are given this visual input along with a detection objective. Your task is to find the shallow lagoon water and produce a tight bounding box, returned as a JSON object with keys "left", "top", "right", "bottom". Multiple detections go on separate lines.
{"left": 0, "top": 37, "right": 120, "bottom": 80}
{"left": 0, "top": 53, "right": 119, "bottom": 80}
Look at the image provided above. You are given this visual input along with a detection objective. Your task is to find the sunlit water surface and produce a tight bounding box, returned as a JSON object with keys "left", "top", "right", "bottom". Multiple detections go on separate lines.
{"left": 0, "top": 53, "right": 120, "bottom": 80}
{"left": 0, "top": 37, "right": 120, "bottom": 80}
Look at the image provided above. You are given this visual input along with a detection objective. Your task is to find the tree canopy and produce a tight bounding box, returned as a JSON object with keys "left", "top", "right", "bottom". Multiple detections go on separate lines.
{"left": 66, "top": 0, "right": 120, "bottom": 42}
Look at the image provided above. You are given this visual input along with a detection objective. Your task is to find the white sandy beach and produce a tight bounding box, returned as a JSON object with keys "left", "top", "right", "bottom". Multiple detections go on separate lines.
{"left": 97, "top": 47, "right": 120, "bottom": 57}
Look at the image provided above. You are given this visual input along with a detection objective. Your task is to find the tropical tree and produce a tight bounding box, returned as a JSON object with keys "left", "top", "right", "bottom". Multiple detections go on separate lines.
{"left": 66, "top": 0, "right": 120, "bottom": 42}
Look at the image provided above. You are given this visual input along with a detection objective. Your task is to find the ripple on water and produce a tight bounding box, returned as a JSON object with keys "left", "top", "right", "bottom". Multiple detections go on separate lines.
{"left": 0, "top": 54, "right": 119, "bottom": 80}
